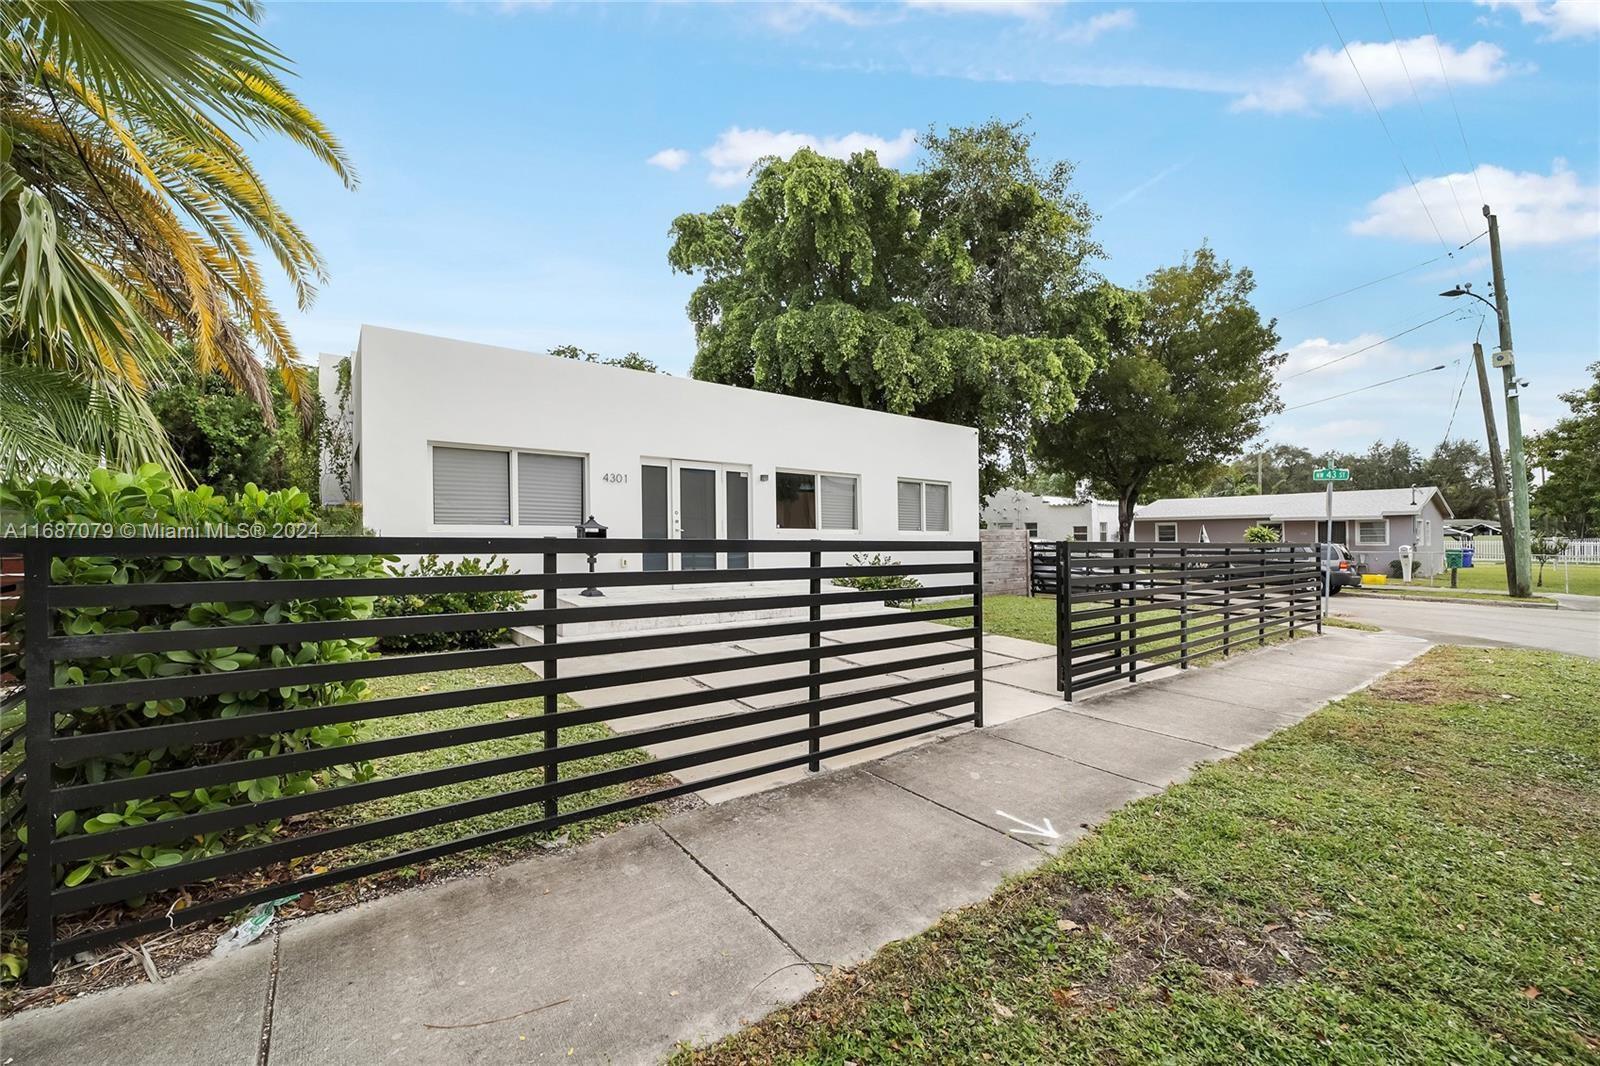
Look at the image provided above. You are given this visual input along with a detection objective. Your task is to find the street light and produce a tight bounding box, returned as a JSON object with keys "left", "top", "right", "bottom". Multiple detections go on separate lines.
{"left": 1439, "top": 284, "right": 1501, "bottom": 319}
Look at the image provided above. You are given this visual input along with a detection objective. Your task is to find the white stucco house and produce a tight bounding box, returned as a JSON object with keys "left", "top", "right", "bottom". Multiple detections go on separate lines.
{"left": 981, "top": 489, "right": 1120, "bottom": 542}
{"left": 319, "top": 326, "right": 979, "bottom": 582}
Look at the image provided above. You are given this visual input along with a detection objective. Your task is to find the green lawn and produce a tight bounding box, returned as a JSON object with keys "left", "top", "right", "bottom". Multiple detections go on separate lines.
{"left": 1351, "top": 584, "right": 1558, "bottom": 606}
{"left": 914, "top": 595, "right": 1315, "bottom": 662}
{"left": 676, "top": 646, "right": 1600, "bottom": 1064}
{"left": 315, "top": 664, "right": 672, "bottom": 876}
{"left": 1399, "top": 561, "right": 1600, "bottom": 598}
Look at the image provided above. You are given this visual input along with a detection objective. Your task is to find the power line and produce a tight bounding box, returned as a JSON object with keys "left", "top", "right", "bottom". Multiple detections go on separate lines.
{"left": 1282, "top": 364, "right": 1449, "bottom": 412}
{"left": 1274, "top": 229, "right": 1489, "bottom": 320}
{"left": 1322, "top": 1, "right": 1453, "bottom": 256}
{"left": 1282, "top": 309, "right": 1465, "bottom": 379}
{"left": 1441, "top": 357, "right": 1472, "bottom": 441}
{"left": 1380, "top": 0, "right": 1474, "bottom": 241}
{"left": 1422, "top": 0, "right": 1487, "bottom": 205}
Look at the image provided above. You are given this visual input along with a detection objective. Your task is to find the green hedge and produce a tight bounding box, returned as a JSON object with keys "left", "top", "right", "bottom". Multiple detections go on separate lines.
{"left": 0, "top": 466, "right": 389, "bottom": 894}
{"left": 373, "top": 554, "right": 525, "bottom": 653}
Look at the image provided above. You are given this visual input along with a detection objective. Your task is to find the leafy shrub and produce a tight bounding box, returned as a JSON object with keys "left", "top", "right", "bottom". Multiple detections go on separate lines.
{"left": 315, "top": 502, "right": 369, "bottom": 535}
{"left": 0, "top": 466, "right": 389, "bottom": 895}
{"left": 832, "top": 552, "right": 923, "bottom": 607}
{"left": 1243, "top": 525, "right": 1280, "bottom": 543}
{"left": 373, "top": 555, "right": 525, "bottom": 653}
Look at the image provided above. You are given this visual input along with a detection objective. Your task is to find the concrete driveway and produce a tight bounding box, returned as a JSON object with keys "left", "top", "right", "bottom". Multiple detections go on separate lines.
{"left": 1331, "top": 593, "right": 1599, "bottom": 657}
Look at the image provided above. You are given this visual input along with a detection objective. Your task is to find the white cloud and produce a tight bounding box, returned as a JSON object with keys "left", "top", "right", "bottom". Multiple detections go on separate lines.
{"left": 1476, "top": 0, "right": 1600, "bottom": 41}
{"left": 903, "top": 0, "right": 1052, "bottom": 18}
{"left": 1058, "top": 8, "right": 1135, "bottom": 44}
{"left": 1233, "top": 36, "right": 1512, "bottom": 114}
{"left": 1352, "top": 162, "right": 1600, "bottom": 247}
{"left": 763, "top": 1, "right": 876, "bottom": 31}
{"left": 702, "top": 126, "right": 919, "bottom": 186}
{"left": 646, "top": 147, "right": 690, "bottom": 172}
{"left": 1105, "top": 157, "right": 1189, "bottom": 212}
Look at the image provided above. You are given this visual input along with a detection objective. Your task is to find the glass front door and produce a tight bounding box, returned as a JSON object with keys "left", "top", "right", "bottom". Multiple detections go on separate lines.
{"left": 639, "top": 460, "right": 751, "bottom": 573}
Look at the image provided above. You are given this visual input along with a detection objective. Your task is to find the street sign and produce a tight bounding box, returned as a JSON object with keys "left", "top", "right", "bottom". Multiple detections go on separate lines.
{"left": 1313, "top": 468, "right": 1351, "bottom": 482}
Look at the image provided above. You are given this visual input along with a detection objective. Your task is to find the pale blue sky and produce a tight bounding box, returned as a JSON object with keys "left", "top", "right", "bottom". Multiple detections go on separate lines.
{"left": 253, "top": 0, "right": 1599, "bottom": 457}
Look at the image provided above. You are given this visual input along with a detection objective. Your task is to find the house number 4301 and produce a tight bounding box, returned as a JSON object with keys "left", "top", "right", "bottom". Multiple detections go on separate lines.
{"left": 601, "top": 473, "right": 628, "bottom": 484}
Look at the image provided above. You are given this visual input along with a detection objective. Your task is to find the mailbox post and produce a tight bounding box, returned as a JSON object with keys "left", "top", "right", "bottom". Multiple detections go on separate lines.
{"left": 575, "top": 515, "right": 608, "bottom": 597}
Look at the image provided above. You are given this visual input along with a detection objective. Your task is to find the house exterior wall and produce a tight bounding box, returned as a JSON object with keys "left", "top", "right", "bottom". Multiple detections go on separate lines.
{"left": 1131, "top": 498, "right": 1455, "bottom": 577}
{"left": 337, "top": 326, "right": 979, "bottom": 583}
{"left": 982, "top": 490, "right": 1119, "bottom": 541}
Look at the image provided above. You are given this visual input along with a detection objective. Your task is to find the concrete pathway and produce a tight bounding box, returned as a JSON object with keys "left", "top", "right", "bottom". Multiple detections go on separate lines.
{"left": 1, "top": 628, "right": 1429, "bottom": 1066}
{"left": 1332, "top": 593, "right": 1598, "bottom": 657}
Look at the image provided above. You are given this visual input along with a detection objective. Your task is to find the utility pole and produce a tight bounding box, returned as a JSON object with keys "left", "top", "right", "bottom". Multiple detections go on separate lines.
{"left": 1485, "top": 204, "right": 1533, "bottom": 598}
{"left": 1472, "top": 341, "right": 1517, "bottom": 593}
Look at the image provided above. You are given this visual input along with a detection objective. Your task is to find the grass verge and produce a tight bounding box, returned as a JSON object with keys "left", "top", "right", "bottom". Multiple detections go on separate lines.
{"left": 675, "top": 645, "right": 1600, "bottom": 1064}
{"left": 1397, "top": 561, "right": 1598, "bottom": 598}
{"left": 1353, "top": 585, "right": 1559, "bottom": 606}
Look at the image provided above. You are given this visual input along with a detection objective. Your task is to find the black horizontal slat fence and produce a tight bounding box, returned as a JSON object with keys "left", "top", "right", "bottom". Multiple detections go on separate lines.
{"left": 0, "top": 535, "right": 982, "bottom": 985}
{"left": 1055, "top": 541, "right": 1321, "bottom": 698}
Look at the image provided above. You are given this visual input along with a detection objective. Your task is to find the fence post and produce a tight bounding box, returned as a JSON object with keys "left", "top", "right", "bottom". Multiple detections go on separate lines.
{"left": 808, "top": 548, "right": 821, "bottom": 772}
{"left": 1314, "top": 546, "right": 1324, "bottom": 635}
{"left": 1057, "top": 543, "right": 1071, "bottom": 699}
{"left": 1178, "top": 545, "right": 1189, "bottom": 670}
{"left": 541, "top": 549, "right": 558, "bottom": 821}
{"left": 22, "top": 541, "right": 55, "bottom": 987}
{"left": 1221, "top": 546, "right": 1232, "bottom": 658}
{"left": 1126, "top": 544, "right": 1139, "bottom": 684}
{"left": 1257, "top": 548, "right": 1267, "bottom": 646}
{"left": 972, "top": 545, "right": 984, "bottom": 728}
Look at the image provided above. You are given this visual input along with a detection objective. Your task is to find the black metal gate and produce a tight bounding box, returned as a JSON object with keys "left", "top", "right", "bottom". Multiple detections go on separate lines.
{"left": 1053, "top": 541, "right": 1321, "bottom": 698}
{"left": 0, "top": 535, "right": 982, "bottom": 985}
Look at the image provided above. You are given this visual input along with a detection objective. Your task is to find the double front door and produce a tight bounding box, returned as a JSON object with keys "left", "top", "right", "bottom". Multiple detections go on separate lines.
{"left": 641, "top": 459, "right": 751, "bottom": 572}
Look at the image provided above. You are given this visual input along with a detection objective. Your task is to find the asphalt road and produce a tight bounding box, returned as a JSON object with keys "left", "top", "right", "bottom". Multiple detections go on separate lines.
{"left": 1331, "top": 594, "right": 1600, "bottom": 658}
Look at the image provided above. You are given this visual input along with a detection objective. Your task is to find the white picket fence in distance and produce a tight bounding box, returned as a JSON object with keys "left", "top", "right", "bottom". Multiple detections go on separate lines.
{"left": 1463, "top": 537, "right": 1600, "bottom": 565}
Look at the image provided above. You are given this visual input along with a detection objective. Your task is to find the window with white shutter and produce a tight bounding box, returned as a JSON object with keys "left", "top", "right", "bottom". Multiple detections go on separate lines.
{"left": 432, "top": 446, "right": 509, "bottom": 525}
{"left": 819, "top": 475, "right": 857, "bottom": 530}
{"left": 924, "top": 482, "right": 949, "bottom": 532}
{"left": 518, "top": 452, "right": 584, "bottom": 526}
{"left": 897, "top": 480, "right": 923, "bottom": 531}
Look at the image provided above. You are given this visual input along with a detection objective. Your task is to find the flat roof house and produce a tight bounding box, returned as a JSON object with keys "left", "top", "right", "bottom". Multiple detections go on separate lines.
{"left": 1132, "top": 487, "right": 1454, "bottom": 576}
{"left": 982, "top": 489, "right": 1119, "bottom": 542}
{"left": 319, "top": 326, "right": 978, "bottom": 583}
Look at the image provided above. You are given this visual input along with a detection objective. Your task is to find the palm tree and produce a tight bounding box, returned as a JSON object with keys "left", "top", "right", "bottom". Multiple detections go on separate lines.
{"left": 1, "top": 0, "right": 354, "bottom": 477}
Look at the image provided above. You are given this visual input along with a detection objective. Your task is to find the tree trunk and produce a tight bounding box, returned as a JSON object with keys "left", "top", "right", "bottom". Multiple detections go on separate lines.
{"left": 1118, "top": 494, "right": 1136, "bottom": 542}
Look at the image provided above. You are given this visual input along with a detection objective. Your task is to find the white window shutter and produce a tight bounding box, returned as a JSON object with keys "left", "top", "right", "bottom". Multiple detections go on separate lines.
{"left": 897, "top": 480, "right": 923, "bottom": 531}
{"left": 924, "top": 483, "right": 949, "bottom": 532}
{"left": 432, "top": 447, "right": 509, "bottom": 525}
{"left": 820, "top": 475, "right": 857, "bottom": 530}
{"left": 518, "top": 452, "right": 585, "bottom": 525}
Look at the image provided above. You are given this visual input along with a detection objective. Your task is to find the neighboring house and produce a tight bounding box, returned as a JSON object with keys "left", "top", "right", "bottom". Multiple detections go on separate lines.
{"left": 1131, "top": 487, "right": 1455, "bottom": 576}
{"left": 319, "top": 326, "right": 978, "bottom": 582}
{"left": 982, "top": 489, "right": 1120, "bottom": 542}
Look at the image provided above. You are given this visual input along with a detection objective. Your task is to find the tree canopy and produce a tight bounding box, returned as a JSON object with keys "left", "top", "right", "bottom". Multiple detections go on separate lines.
{"left": 1529, "top": 362, "right": 1599, "bottom": 537}
{"left": 668, "top": 121, "right": 1108, "bottom": 495}
{"left": 1197, "top": 437, "right": 1500, "bottom": 519}
{"left": 1032, "top": 247, "right": 1282, "bottom": 539}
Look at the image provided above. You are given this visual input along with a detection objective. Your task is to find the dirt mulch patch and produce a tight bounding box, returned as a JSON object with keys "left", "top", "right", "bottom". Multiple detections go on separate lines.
{"left": 0, "top": 775, "right": 703, "bottom": 1017}
{"left": 1047, "top": 885, "right": 1319, "bottom": 1013}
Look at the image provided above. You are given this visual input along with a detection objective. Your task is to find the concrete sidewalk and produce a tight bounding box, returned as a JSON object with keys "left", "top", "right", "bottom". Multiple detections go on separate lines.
{"left": 2, "top": 628, "right": 1429, "bottom": 1066}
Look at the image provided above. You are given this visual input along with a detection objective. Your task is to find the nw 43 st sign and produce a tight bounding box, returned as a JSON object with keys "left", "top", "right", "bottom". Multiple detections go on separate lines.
{"left": 1313, "top": 468, "right": 1351, "bottom": 482}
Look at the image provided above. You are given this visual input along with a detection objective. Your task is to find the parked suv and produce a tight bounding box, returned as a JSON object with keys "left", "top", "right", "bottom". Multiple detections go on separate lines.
{"left": 1319, "top": 543, "right": 1363, "bottom": 594}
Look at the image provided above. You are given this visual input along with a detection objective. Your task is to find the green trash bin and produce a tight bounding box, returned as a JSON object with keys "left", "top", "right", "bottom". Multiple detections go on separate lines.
{"left": 1444, "top": 548, "right": 1463, "bottom": 569}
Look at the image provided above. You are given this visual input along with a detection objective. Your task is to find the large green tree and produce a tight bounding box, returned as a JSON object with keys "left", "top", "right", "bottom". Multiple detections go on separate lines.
{"left": 1529, "top": 362, "right": 1599, "bottom": 537}
{"left": 667, "top": 121, "right": 1107, "bottom": 495}
{"left": 1032, "top": 247, "right": 1283, "bottom": 540}
{"left": 1, "top": 0, "right": 353, "bottom": 477}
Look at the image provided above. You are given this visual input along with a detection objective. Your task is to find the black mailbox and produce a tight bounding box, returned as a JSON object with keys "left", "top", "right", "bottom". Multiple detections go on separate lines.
{"left": 576, "top": 515, "right": 607, "bottom": 596}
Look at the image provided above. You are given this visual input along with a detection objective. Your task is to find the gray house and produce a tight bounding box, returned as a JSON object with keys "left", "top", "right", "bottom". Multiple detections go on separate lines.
{"left": 1132, "top": 487, "right": 1455, "bottom": 576}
